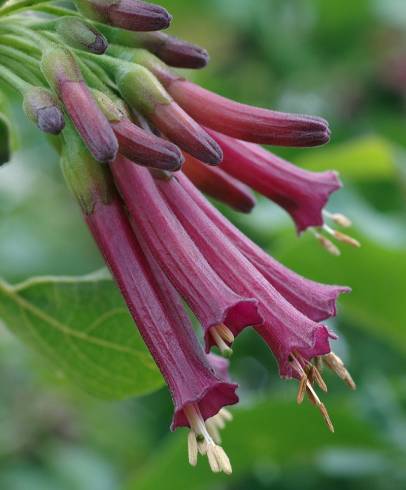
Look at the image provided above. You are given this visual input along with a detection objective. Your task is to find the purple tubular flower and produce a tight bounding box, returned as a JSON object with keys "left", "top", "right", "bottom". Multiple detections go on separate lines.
{"left": 183, "top": 152, "right": 256, "bottom": 213}
{"left": 149, "top": 102, "right": 223, "bottom": 165}
{"left": 111, "top": 156, "right": 262, "bottom": 352}
{"left": 179, "top": 173, "right": 349, "bottom": 323}
{"left": 86, "top": 197, "right": 238, "bottom": 428}
{"left": 141, "top": 32, "right": 210, "bottom": 68}
{"left": 75, "top": 0, "right": 172, "bottom": 32}
{"left": 41, "top": 46, "right": 118, "bottom": 162}
{"left": 156, "top": 175, "right": 334, "bottom": 378}
{"left": 164, "top": 79, "right": 331, "bottom": 147}
{"left": 112, "top": 119, "right": 184, "bottom": 170}
{"left": 208, "top": 130, "right": 342, "bottom": 232}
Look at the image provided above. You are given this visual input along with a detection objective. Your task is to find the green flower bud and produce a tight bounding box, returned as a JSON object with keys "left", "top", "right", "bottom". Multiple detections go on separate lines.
{"left": 56, "top": 17, "right": 108, "bottom": 54}
{"left": 23, "top": 87, "right": 65, "bottom": 135}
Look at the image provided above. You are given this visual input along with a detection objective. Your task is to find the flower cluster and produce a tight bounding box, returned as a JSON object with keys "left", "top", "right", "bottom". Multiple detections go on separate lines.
{"left": 0, "top": 0, "right": 358, "bottom": 475}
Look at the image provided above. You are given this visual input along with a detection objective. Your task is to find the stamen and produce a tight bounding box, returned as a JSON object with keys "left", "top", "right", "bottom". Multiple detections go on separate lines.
{"left": 311, "top": 229, "right": 341, "bottom": 256}
{"left": 219, "top": 408, "right": 233, "bottom": 422}
{"left": 323, "top": 224, "right": 361, "bottom": 249}
{"left": 290, "top": 353, "right": 334, "bottom": 433}
{"left": 188, "top": 430, "right": 198, "bottom": 466}
{"left": 216, "top": 324, "right": 235, "bottom": 343}
{"left": 206, "top": 418, "right": 222, "bottom": 444}
{"left": 323, "top": 210, "right": 353, "bottom": 228}
{"left": 210, "top": 325, "right": 234, "bottom": 358}
{"left": 183, "top": 404, "right": 233, "bottom": 474}
{"left": 323, "top": 352, "right": 356, "bottom": 390}
{"left": 311, "top": 365, "right": 328, "bottom": 392}
{"left": 297, "top": 373, "right": 307, "bottom": 404}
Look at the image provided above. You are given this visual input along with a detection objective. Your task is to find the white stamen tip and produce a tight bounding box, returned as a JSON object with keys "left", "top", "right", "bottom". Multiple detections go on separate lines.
{"left": 188, "top": 431, "right": 198, "bottom": 466}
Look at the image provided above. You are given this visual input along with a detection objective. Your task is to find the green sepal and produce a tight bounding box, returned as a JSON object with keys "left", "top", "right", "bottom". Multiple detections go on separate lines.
{"left": 115, "top": 63, "right": 172, "bottom": 115}
{"left": 61, "top": 123, "right": 114, "bottom": 214}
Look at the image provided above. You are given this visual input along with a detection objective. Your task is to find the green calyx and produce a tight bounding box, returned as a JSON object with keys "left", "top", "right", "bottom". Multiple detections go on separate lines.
{"left": 108, "top": 45, "right": 175, "bottom": 84}
{"left": 74, "top": 0, "right": 119, "bottom": 23}
{"left": 115, "top": 63, "right": 172, "bottom": 115}
{"left": 41, "top": 44, "right": 82, "bottom": 91}
{"left": 92, "top": 89, "right": 124, "bottom": 122}
{"left": 61, "top": 123, "right": 114, "bottom": 214}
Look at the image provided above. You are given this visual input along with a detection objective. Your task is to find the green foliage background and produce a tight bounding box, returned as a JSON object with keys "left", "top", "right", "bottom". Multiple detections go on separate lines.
{"left": 1, "top": 0, "right": 406, "bottom": 489}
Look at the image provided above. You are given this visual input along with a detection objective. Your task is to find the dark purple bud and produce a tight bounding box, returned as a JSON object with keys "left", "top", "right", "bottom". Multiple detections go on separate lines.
{"left": 139, "top": 32, "right": 209, "bottom": 68}
{"left": 75, "top": 0, "right": 172, "bottom": 32}
{"left": 23, "top": 87, "right": 65, "bottom": 135}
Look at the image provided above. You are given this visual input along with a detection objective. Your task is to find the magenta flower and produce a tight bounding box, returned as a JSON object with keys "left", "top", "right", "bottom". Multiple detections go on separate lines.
{"left": 111, "top": 156, "right": 262, "bottom": 353}
{"left": 62, "top": 133, "right": 236, "bottom": 473}
{"left": 0, "top": 0, "right": 360, "bottom": 474}
{"left": 208, "top": 130, "right": 342, "bottom": 233}
{"left": 183, "top": 152, "right": 256, "bottom": 213}
{"left": 157, "top": 78, "right": 330, "bottom": 147}
{"left": 157, "top": 173, "right": 334, "bottom": 372}
{"left": 178, "top": 173, "right": 349, "bottom": 322}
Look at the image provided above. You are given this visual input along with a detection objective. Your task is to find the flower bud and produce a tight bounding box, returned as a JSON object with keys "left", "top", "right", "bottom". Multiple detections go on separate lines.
{"left": 41, "top": 45, "right": 118, "bottom": 162}
{"left": 22, "top": 87, "right": 65, "bottom": 135}
{"left": 55, "top": 16, "right": 108, "bottom": 54}
{"left": 74, "top": 0, "right": 171, "bottom": 32}
{"left": 101, "top": 27, "right": 208, "bottom": 68}
{"left": 116, "top": 64, "right": 222, "bottom": 164}
{"left": 93, "top": 89, "right": 184, "bottom": 170}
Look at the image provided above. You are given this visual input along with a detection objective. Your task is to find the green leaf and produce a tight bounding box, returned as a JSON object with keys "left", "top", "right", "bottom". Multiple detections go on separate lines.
{"left": 0, "top": 112, "right": 11, "bottom": 166}
{"left": 126, "top": 397, "right": 385, "bottom": 490}
{"left": 297, "top": 136, "right": 397, "bottom": 181}
{"left": 0, "top": 270, "right": 164, "bottom": 399}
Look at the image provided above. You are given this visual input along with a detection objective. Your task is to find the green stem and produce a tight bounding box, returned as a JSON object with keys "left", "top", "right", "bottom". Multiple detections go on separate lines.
{"left": 79, "top": 51, "right": 124, "bottom": 77}
{"left": 0, "top": 44, "right": 40, "bottom": 71}
{"left": 0, "top": 0, "right": 50, "bottom": 17}
{"left": 0, "top": 63, "right": 31, "bottom": 93}
{"left": 0, "top": 54, "right": 44, "bottom": 85}
{"left": 0, "top": 33, "right": 41, "bottom": 56}
{"left": 33, "top": 4, "right": 79, "bottom": 17}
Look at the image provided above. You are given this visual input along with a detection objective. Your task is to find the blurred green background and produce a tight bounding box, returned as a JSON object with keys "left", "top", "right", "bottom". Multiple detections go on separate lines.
{"left": 1, "top": 0, "right": 406, "bottom": 489}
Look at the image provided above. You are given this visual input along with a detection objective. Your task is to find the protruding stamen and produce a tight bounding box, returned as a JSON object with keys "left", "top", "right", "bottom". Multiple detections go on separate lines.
{"left": 210, "top": 325, "right": 234, "bottom": 358}
{"left": 311, "top": 365, "right": 328, "bottom": 392}
{"left": 323, "top": 352, "right": 356, "bottom": 390}
{"left": 311, "top": 229, "right": 341, "bottom": 256}
{"left": 219, "top": 408, "right": 233, "bottom": 423}
{"left": 297, "top": 374, "right": 307, "bottom": 404}
{"left": 188, "top": 430, "right": 198, "bottom": 466}
{"left": 214, "top": 445, "right": 232, "bottom": 475}
{"left": 323, "top": 224, "right": 361, "bottom": 249}
{"left": 183, "top": 404, "right": 233, "bottom": 475}
{"left": 206, "top": 418, "right": 222, "bottom": 444}
{"left": 323, "top": 210, "right": 353, "bottom": 228}
{"left": 290, "top": 353, "right": 334, "bottom": 433}
{"left": 319, "top": 402, "right": 335, "bottom": 433}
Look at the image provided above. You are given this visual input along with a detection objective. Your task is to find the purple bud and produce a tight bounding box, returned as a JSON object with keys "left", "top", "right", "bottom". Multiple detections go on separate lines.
{"left": 75, "top": 0, "right": 172, "bottom": 32}
{"left": 23, "top": 87, "right": 65, "bottom": 135}
{"left": 41, "top": 46, "right": 118, "bottom": 162}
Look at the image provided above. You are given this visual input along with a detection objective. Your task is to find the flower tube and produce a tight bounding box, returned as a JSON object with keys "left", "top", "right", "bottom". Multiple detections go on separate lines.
{"left": 111, "top": 156, "right": 262, "bottom": 352}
